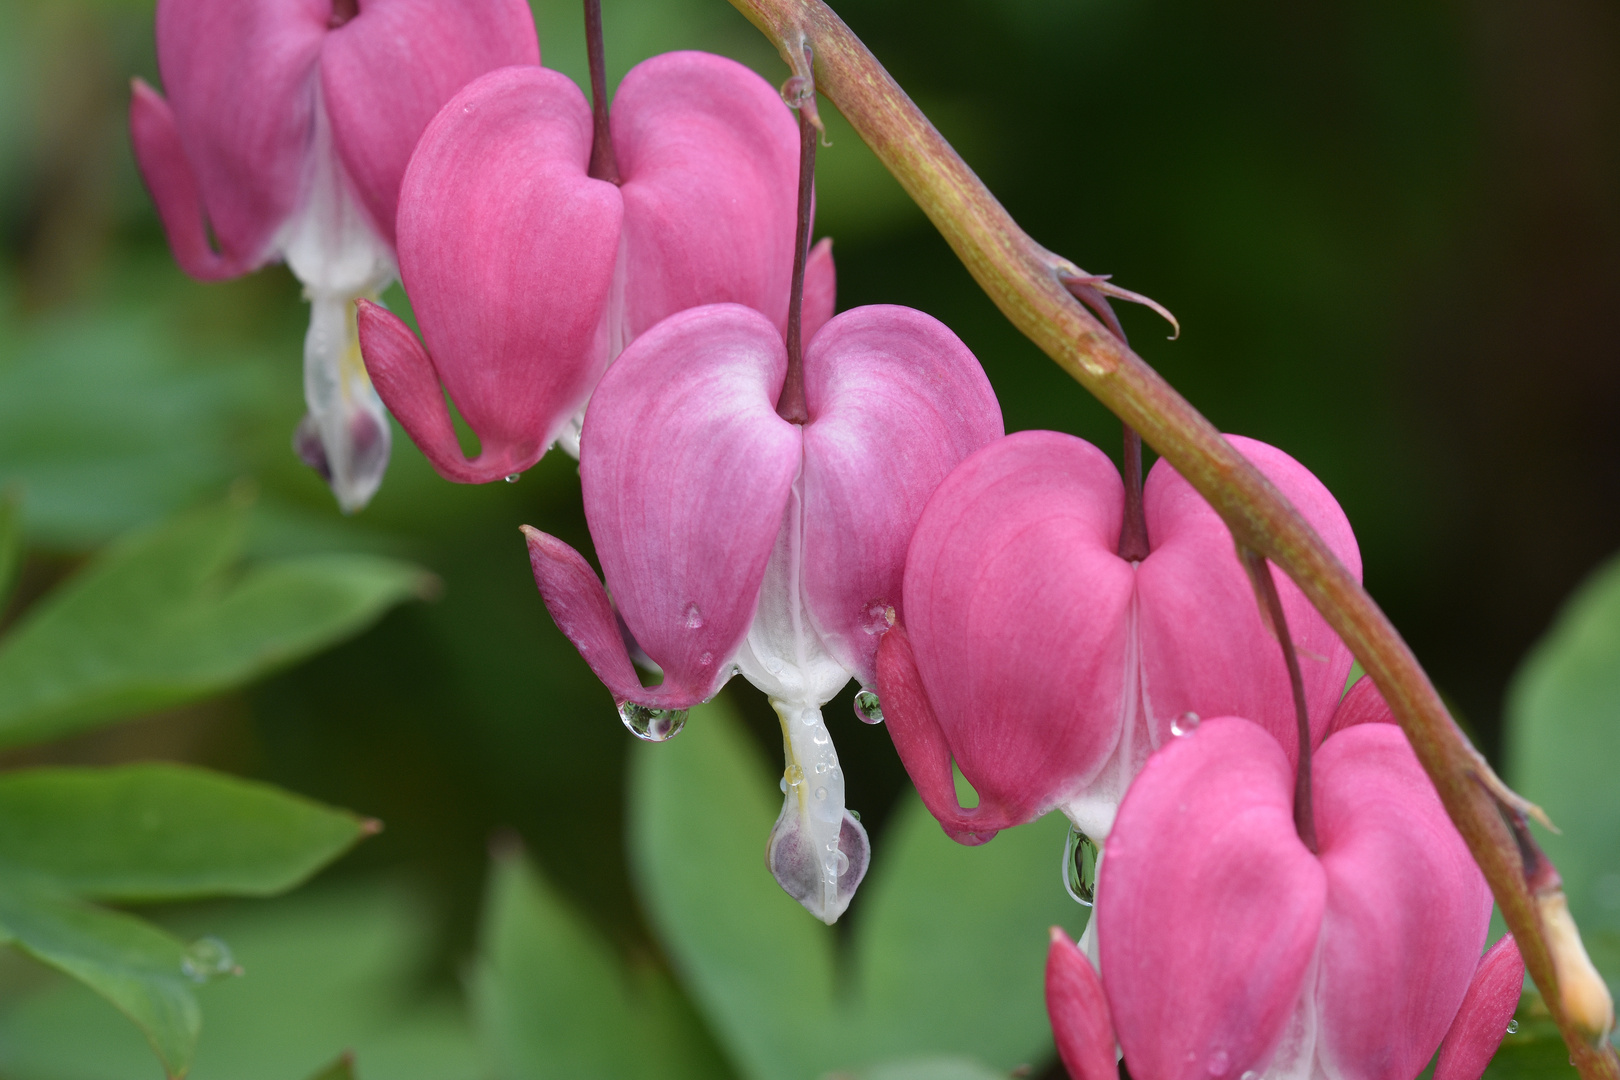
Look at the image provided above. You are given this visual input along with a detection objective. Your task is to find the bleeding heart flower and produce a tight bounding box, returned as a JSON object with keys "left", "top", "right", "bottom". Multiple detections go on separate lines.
{"left": 876, "top": 429, "right": 1361, "bottom": 845}
{"left": 523, "top": 302, "right": 1001, "bottom": 922}
{"left": 129, "top": 0, "right": 539, "bottom": 511}
{"left": 356, "top": 52, "right": 834, "bottom": 485}
{"left": 1045, "top": 684, "right": 1524, "bottom": 1080}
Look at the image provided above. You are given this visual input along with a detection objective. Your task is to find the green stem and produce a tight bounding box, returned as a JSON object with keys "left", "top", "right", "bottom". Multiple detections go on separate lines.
{"left": 721, "top": 0, "right": 1620, "bottom": 1071}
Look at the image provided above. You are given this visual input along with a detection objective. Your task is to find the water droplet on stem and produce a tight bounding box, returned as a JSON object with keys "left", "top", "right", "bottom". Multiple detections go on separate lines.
{"left": 181, "top": 936, "right": 238, "bottom": 983}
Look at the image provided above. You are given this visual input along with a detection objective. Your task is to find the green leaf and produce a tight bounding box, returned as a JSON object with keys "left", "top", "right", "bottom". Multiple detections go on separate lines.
{"left": 0, "top": 764, "right": 371, "bottom": 902}
{"left": 0, "top": 883, "right": 476, "bottom": 1080}
{"left": 628, "top": 698, "right": 839, "bottom": 1080}
{"left": 1506, "top": 551, "right": 1620, "bottom": 997}
{"left": 472, "top": 846, "right": 732, "bottom": 1080}
{"left": 0, "top": 867, "right": 199, "bottom": 1077}
{"left": 301, "top": 1053, "right": 357, "bottom": 1080}
{"left": 850, "top": 797, "right": 1079, "bottom": 1071}
{"left": 850, "top": 1058, "right": 1013, "bottom": 1080}
{"left": 0, "top": 502, "right": 432, "bottom": 750}
{"left": 0, "top": 489, "right": 20, "bottom": 611}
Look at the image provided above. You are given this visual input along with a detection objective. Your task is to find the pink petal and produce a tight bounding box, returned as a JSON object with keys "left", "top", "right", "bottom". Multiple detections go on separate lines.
{"left": 801, "top": 238, "right": 837, "bottom": 347}
{"left": 613, "top": 51, "right": 801, "bottom": 340}
{"left": 894, "top": 431, "right": 1134, "bottom": 832}
{"left": 1136, "top": 435, "right": 1361, "bottom": 762}
{"left": 147, "top": 0, "right": 328, "bottom": 272}
{"left": 874, "top": 623, "right": 1009, "bottom": 845}
{"left": 384, "top": 66, "right": 622, "bottom": 484}
{"left": 799, "top": 306, "right": 1002, "bottom": 687}
{"left": 522, "top": 527, "right": 653, "bottom": 705}
{"left": 1434, "top": 935, "right": 1525, "bottom": 1080}
{"left": 1099, "top": 717, "right": 1325, "bottom": 1080}
{"left": 1325, "top": 675, "right": 1397, "bottom": 737}
{"left": 1312, "top": 723, "right": 1493, "bottom": 1080}
{"left": 129, "top": 79, "right": 246, "bottom": 281}
{"left": 579, "top": 304, "right": 801, "bottom": 706}
{"left": 320, "top": 0, "right": 539, "bottom": 245}
{"left": 1047, "top": 928, "right": 1119, "bottom": 1080}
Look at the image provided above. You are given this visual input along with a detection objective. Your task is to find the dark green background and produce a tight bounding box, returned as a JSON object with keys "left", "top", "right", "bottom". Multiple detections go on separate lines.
{"left": 0, "top": 0, "right": 1615, "bottom": 1061}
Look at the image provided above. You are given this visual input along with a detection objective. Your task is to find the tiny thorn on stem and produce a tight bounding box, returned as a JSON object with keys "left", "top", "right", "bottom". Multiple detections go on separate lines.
{"left": 583, "top": 0, "right": 620, "bottom": 184}
{"left": 1060, "top": 271, "right": 1180, "bottom": 340}
{"left": 1242, "top": 547, "right": 1316, "bottom": 853}
{"left": 777, "top": 46, "right": 817, "bottom": 425}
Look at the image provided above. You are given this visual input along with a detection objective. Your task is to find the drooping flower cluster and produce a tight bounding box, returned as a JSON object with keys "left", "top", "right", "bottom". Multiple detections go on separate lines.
{"left": 130, "top": 4, "right": 1529, "bottom": 1073}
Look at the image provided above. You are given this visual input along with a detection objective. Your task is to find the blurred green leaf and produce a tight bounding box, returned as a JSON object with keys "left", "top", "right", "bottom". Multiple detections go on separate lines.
{"left": 472, "top": 846, "right": 732, "bottom": 1080}
{"left": 630, "top": 698, "right": 1079, "bottom": 1080}
{"left": 845, "top": 1059, "right": 1013, "bottom": 1080}
{"left": 302, "top": 1053, "right": 357, "bottom": 1080}
{"left": 0, "top": 312, "right": 275, "bottom": 549}
{"left": 0, "top": 501, "right": 432, "bottom": 750}
{"left": 1506, "top": 551, "right": 1620, "bottom": 998}
{"left": 0, "top": 883, "right": 475, "bottom": 1080}
{"left": 0, "top": 764, "right": 371, "bottom": 902}
{"left": 629, "top": 699, "right": 838, "bottom": 1080}
{"left": 0, "top": 488, "right": 19, "bottom": 611}
{"left": 850, "top": 798, "right": 1077, "bottom": 1069}
{"left": 0, "top": 868, "right": 199, "bottom": 1077}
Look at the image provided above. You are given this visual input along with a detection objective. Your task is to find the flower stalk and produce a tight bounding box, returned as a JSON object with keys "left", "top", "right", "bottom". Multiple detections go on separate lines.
{"left": 720, "top": 0, "right": 1619, "bottom": 1071}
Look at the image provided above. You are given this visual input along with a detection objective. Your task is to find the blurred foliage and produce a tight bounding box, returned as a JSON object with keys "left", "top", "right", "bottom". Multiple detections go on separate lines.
{"left": 0, "top": 0, "right": 1613, "bottom": 1077}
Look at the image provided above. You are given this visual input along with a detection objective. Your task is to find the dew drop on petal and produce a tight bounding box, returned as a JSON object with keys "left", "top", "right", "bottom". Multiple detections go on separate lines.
{"left": 780, "top": 776, "right": 788, "bottom": 793}
{"left": 814, "top": 761, "right": 829, "bottom": 774}
{"left": 1171, "top": 712, "right": 1201, "bottom": 737}
{"left": 1062, "top": 824, "right": 1099, "bottom": 907}
{"left": 698, "top": 651, "right": 714, "bottom": 666}
{"left": 618, "top": 703, "right": 688, "bottom": 742}
{"left": 503, "top": 473, "right": 520, "bottom": 483}
{"left": 849, "top": 809, "right": 861, "bottom": 822}
{"left": 861, "top": 600, "right": 897, "bottom": 636}
{"left": 765, "top": 655, "right": 785, "bottom": 675}
{"left": 1506, "top": 1019, "right": 1520, "bottom": 1034}
{"left": 785, "top": 764, "right": 805, "bottom": 787}
{"left": 854, "top": 690, "right": 884, "bottom": 724}
{"left": 181, "top": 936, "right": 238, "bottom": 983}
{"left": 835, "top": 850, "right": 850, "bottom": 874}
{"left": 814, "top": 786, "right": 827, "bottom": 801}
{"left": 684, "top": 602, "right": 704, "bottom": 630}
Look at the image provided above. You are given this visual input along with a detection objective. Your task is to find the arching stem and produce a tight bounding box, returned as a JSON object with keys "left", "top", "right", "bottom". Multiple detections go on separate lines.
{"left": 1242, "top": 547, "right": 1316, "bottom": 853}
{"left": 583, "top": 0, "right": 620, "bottom": 184}
{"left": 777, "top": 54, "right": 817, "bottom": 425}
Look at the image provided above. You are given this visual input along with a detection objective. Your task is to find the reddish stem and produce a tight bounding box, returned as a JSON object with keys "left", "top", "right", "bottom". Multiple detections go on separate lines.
{"left": 1244, "top": 548, "right": 1316, "bottom": 853}
{"left": 777, "top": 80, "right": 817, "bottom": 424}
{"left": 584, "top": 0, "right": 620, "bottom": 184}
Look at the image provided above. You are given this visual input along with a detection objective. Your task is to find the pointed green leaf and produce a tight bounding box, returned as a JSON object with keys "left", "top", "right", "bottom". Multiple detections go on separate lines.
{"left": 628, "top": 698, "right": 838, "bottom": 1080}
{"left": 0, "top": 764, "right": 371, "bottom": 902}
{"left": 0, "top": 868, "right": 199, "bottom": 1077}
{"left": 1507, "top": 551, "right": 1620, "bottom": 997}
{"left": 0, "top": 503, "right": 431, "bottom": 750}
{"left": 850, "top": 798, "right": 1079, "bottom": 1071}
{"left": 473, "top": 847, "right": 732, "bottom": 1080}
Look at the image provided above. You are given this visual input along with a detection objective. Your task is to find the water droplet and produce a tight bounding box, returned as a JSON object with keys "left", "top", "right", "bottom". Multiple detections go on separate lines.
{"left": 812, "top": 730, "right": 831, "bottom": 746}
{"left": 861, "top": 600, "right": 897, "bottom": 636}
{"left": 848, "top": 809, "right": 861, "bottom": 822}
{"left": 618, "top": 702, "right": 688, "bottom": 742}
{"left": 1062, "top": 825, "right": 1099, "bottom": 907}
{"left": 181, "top": 937, "right": 238, "bottom": 983}
{"left": 1171, "top": 712, "right": 1201, "bottom": 737}
{"left": 835, "top": 850, "right": 850, "bottom": 874}
{"left": 854, "top": 690, "right": 884, "bottom": 724}
{"left": 1506, "top": 1019, "right": 1520, "bottom": 1035}
{"left": 765, "top": 656, "right": 784, "bottom": 675}
{"left": 814, "top": 761, "right": 829, "bottom": 774}
{"left": 683, "top": 602, "right": 704, "bottom": 629}
{"left": 503, "top": 473, "right": 520, "bottom": 483}
{"left": 1206, "top": 1049, "right": 1229, "bottom": 1076}
{"left": 814, "top": 786, "right": 827, "bottom": 801}
{"left": 785, "top": 764, "right": 805, "bottom": 786}
{"left": 698, "top": 651, "right": 714, "bottom": 666}
{"left": 780, "top": 777, "right": 788, "bottom": 793}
